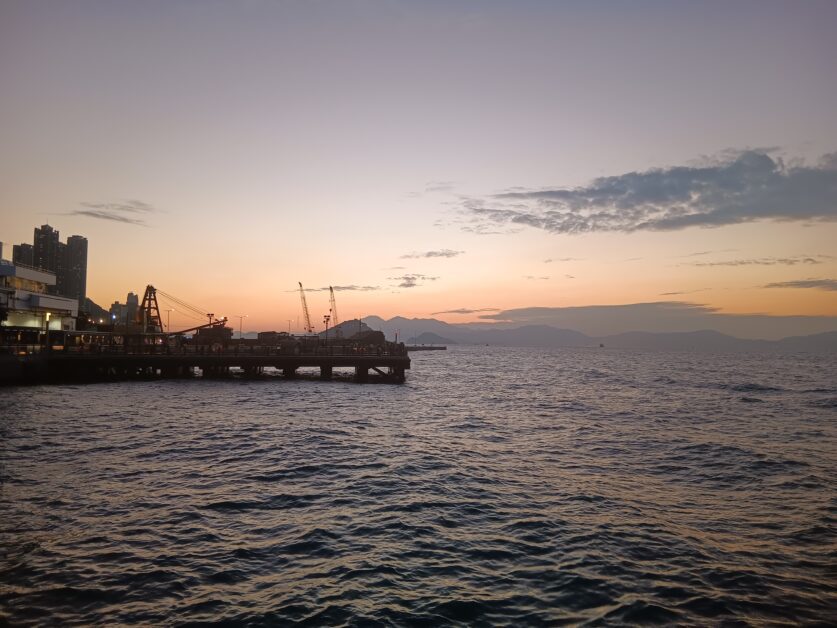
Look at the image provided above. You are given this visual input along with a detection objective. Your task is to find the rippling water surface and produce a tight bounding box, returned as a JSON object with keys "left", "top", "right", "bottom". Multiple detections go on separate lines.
{"left": 1, "top": 346, "right": 836, "bottom": 625}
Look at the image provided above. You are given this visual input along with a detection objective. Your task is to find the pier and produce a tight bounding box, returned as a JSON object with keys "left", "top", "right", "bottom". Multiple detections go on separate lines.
{"left": 1, "top": 284, "right": 412, "bottom": 385}
{"left": 2, "top": 342, "right": 410, "bottom": 385}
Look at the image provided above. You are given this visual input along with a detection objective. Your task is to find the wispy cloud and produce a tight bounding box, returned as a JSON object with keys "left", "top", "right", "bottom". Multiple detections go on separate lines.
{"left": 431, "top": 307, "right": 500, "bottom": 315}
{"left": 544, "top": 257, "right": 582, "bottom": 263}
{"left": 763, "top": 278, "right": 837, "bottom": 291}
{"left": 460, "top": 150, "right": 837, "bottom": 234}
{"left": 660, "top": 288, "right": 710, "bottom": 296}
{"left": 70, "top": 210, "right": 148, "bottom": 226}
{"left": 690, "top": 255, "right": 828, "bottom": 267}
{"left": 677, "top": 249, "right": 738, "bottom": 258}
{"left": 389, "top": 274, "right": 438, "bottom": 288}
{"left": 401, "top": 249, "right": 464, "bottom": 259}
{"left": 69, "top": 199, "right": 157, "bottom": 226}
{"left": 524, "top": 275, "right": 550, "bottom": 280}
{"left": 308, "top": 285, "right": 380, "bottom": 292}
{"left": 425, "top": 181, "right": 456, "bottom": 193}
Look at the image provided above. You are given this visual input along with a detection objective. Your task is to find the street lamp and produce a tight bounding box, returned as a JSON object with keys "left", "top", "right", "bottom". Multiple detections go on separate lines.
{"left": 164, "top": 308, "right": 174, "bottom": 332}
{"left": 235, "top": 315, "right": 248, "bottom": 343}
{"left": 323, "top": 314, "right": 331, "bottom": 345}
{"left": 287, "top": 319, "right": 292, "bottom": 334}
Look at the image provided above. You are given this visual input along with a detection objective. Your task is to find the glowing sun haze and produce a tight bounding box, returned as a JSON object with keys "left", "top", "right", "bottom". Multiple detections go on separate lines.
{"left": 1, "top": 0, "right": 836, "bottom": 333}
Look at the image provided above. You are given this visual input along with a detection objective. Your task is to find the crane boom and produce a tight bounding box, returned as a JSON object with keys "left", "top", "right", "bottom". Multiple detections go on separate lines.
{"left": 169, "top": 318, "right": 228, "bottom": 336}
{"left": 298, "top": 282, "right": 314, "bottom": 333}
{"left": 329, "top": 286, "right": 339, "bottom": 327}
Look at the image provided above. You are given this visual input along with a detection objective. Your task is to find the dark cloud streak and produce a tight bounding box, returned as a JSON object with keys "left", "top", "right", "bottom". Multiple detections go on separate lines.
{"left": 763, "top": 278, "right": 837, "bottom": 291}
{"left": 401, "top": 249, "right": 464, "bottom": 259}
{"left": 389, "top": 274, "right": 438, "bottom": 288}
{"left": 69, "top": 199, "right": 158, "bottom": 226}
{"left": 308, "top": 285, "right": 380, "bottom": 292}
{"left": 691, "top": 256, "right": 827, "bottom": 267}
{"left": 431, "top": 307, "right": 500, "bottom": 315}
{"left": 69, "top": 210, "right": 148, "bottom": 226}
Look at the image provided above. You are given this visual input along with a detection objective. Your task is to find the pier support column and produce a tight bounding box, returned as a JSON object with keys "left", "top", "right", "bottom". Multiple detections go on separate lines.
{"left": 283, "top": 367, "right": 297, "bottom": 379}
{"left": 355, "top": 366, "right": 368, "bottom": 382}
{"left": 320, "top": 365, "right": 332, "bottom": 380}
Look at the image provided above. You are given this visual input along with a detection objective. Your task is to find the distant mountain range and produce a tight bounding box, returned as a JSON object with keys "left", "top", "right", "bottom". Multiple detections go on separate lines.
{"left": 362, "top": 316, "right": 837, "bottom": 353}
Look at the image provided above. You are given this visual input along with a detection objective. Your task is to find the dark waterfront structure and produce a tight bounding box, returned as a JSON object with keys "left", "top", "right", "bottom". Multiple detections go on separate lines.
{"left": 2, "top": 335, "right": 410, "bottom": 385}
{"left": 1, "top": 282, "right": 409, "bottom": 384}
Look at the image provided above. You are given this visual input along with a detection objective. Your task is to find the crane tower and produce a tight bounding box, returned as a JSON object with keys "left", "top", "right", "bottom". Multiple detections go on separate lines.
{"left": 329, "top": 286, "right": 339, "bottom": 327}
{"left": 298, "top": 282, "right": 314, "bottom": 333}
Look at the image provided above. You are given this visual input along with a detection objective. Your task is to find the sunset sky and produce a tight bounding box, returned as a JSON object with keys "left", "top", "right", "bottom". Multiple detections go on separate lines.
{"left": 1, "top": 0, "right": 836, "bottom": 334}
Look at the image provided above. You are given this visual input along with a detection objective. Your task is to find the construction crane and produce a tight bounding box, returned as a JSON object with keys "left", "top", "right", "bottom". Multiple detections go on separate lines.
{"left": 298, "top": 282, "right": 314, "bottom": 333}
{"left": 329, "top": 286, "right": 339, "bottom": 327}
{"left": 138, "top": 285, "right": 228, "bottom": 336}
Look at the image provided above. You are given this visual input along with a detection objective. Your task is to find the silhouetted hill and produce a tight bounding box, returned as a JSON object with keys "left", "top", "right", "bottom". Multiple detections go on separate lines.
{"left": 773, "top": 331, "right": 837, "bottom": 353}
{"left": 318, "top": 318, "right": 372, "bottom": 339}
{"left": 362, "top": 315, "right": 836, "bottom": 353}
{"left": 406, "top": 332, "right": 456, "bottom": 345}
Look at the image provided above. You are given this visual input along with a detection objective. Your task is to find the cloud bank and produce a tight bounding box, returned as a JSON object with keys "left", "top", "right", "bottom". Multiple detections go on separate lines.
{"left": 461, "top": 150, "right": 837, "bottom": 234}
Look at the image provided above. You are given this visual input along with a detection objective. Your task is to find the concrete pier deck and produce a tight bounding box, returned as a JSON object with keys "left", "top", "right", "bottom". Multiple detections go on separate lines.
{"left": 2, "top": 344, "right": 410, "bottom": 385}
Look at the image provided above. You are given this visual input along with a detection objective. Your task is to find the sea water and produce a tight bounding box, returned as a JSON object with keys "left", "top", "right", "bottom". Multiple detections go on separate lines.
{"left": 1, "top": 346, "right": 835, "bottom": 625}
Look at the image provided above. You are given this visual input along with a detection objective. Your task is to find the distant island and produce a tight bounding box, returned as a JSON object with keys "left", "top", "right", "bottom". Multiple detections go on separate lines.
{"left": 358, "top": 316, "right": 837, "bottom": 354}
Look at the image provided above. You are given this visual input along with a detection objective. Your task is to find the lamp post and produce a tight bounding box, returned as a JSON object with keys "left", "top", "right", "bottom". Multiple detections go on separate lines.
{"left": 287, "top": 319, "right": 292, "bottom": 334}
{"left": 323, "top": 314, "right": 331, "bottom": 346}
{"left": 164, "top": 308, "right": 174, "bottom": 332}
{"left": 236, "top": 315, "right": 248, "bottom": 344}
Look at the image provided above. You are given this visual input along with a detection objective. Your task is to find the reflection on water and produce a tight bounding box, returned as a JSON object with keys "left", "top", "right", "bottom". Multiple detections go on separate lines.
{"left": 1, "top": 346, "right": 835, "bottom": 624}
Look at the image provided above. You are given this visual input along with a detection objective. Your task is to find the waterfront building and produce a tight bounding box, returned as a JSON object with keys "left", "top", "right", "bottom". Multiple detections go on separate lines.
{"left": 0, "top": 259, "right": 79, "bottom": 336}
